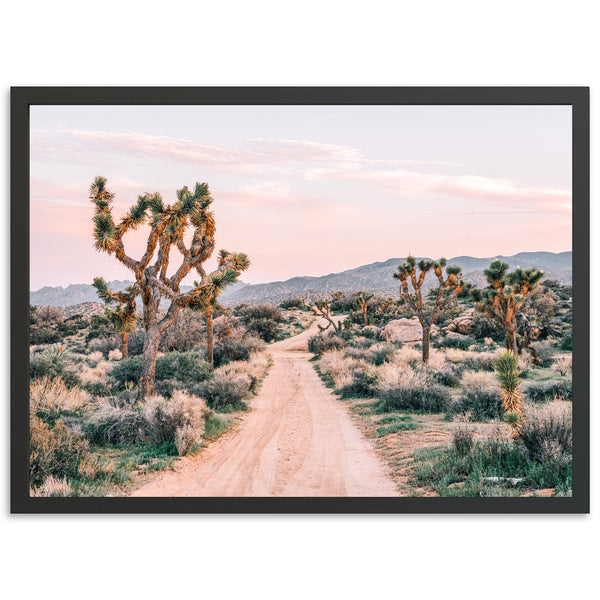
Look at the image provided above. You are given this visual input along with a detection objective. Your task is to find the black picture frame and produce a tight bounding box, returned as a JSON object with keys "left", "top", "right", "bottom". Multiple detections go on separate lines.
{"left": 11, "top": 86, "right": 590, "bottom": 514}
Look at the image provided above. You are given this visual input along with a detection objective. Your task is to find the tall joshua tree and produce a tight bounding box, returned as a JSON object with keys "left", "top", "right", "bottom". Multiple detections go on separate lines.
{"left": 356, "top": 293, "right": 374, "bottom": 326}
{"left": 393, "top": 256, "right": 464, "bottom": 362}
{"left": 90, "top": 176, "right": 249, "bottom": 400}
{"left": 92, "top": 278, "right": 138, "bottom": 359}
{"left": 471, "top": 259, "right": 544, "bottom": 355}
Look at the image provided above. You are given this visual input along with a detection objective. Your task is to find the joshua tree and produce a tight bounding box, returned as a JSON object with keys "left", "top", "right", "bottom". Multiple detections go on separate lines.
{"left": 471, "top": 259, "right": 544, "bottom": 355}
{"left": 356, "top": 293, "right": 374, "bottom": 326}
{"left": 92, "top": 278, "right": 138, "bottom": 359}
{"left": 494, "top": 350, "right": 524, "bottom": 439}
{"left": 393, "top": 256, "right": 464, "bottom": 362}
{"left": 313, "top": 299, "right": 343, "bottom": 333}
{"left": 90, "top": 176, "right": 249, "bottom": 400}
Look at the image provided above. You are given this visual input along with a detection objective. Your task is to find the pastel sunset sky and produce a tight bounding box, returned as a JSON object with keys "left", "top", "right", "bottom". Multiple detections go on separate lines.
{"left": 30, "top": 105, "right": 572, "bottom": 289}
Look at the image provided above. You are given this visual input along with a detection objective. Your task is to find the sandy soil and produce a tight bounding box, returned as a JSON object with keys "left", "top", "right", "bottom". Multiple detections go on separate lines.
{"left": 130, "top": 316, "right": 399, "bottom": 497}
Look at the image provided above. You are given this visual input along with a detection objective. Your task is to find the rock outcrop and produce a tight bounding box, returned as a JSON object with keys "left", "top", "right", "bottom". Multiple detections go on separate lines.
{"left": 383, "top": 317, "right": 436, "bottom": 343}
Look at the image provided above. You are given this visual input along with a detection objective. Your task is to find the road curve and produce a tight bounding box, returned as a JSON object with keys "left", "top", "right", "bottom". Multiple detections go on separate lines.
{"left": 130, "top": 316, "right": 399, "bottom": 497}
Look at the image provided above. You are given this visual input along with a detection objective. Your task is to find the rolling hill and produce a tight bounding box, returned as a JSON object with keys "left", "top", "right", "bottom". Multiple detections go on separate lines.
{"left": 30, "top": 252, "right": 571, "bottom": 308}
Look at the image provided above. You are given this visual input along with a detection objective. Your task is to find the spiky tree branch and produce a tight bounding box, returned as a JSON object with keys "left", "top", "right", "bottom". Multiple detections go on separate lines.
{"left": 471, "top": 259, "right": 544, "bottom": 354}
{"left": 90, "top": 177, "right": 250, "bottom": 399}
{"left": 393, "top": 255, "right": 464, "bottom": 362}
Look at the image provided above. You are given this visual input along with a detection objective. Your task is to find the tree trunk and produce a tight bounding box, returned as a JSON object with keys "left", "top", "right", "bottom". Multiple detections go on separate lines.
{"left": 422, "top": 324, "right": 430, "bottom": 362}
{"left": 137, "top": 324, "right": 161, "bottom": 401}
{"left": 121, "top": 331, "right": 129, "bottom": 359}
{"left": 506, "top": 321, "right": 519, "bottom": 355}
{"left": 206, "top": 307, "right": 214, "bottom": 370}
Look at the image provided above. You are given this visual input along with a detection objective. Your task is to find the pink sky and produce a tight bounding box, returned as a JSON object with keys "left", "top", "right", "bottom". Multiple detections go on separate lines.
{"left": 30, "top": 105, "right": 572, "bottom": 289}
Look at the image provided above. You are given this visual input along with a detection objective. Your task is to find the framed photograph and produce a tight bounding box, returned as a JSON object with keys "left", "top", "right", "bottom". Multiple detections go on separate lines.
{"left": 11, "top": 87, "right": 589, "bottom": 513}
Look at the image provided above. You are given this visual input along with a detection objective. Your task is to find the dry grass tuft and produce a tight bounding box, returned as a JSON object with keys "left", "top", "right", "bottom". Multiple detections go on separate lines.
{"left": 31, "top": 475, "right": 73, "bottom": 497}
{"left": 552, "top": 356, "right": 572, "bottom": 377}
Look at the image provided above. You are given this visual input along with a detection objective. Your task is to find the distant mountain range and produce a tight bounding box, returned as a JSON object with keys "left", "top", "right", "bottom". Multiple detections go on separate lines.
{"left": 30, "top": 252, "right": 571, "bottom": 308}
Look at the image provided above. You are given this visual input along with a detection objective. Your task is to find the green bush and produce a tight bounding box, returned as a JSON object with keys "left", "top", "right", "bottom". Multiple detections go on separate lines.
{"left": 30, "top": 414, "right": 89, "bottom": 486}
{"left": 29, "top": 347, "right": 81, "bottom": 388}
{"left": 213, "top": 332, "right": 265, "bottom": 366}
{"left": 85, "top": 403, "right": 146, "bottom": 445}
{"left": 455, "top": 372, "right": 502, "bottom": 421}
{"left": 560, "top": 328, "right": 572, "bottom": 351}
{"left": 436, "top": 335, "right": 476, "bottom": 350}
{"left": 522, "top": 379, "right": 572, "bottom": 402}
{"left": 235, "top": 303, "right": 284, "bottom": 342}
{"left": 308, "top": 333, "right": 346, "bottom": 356}
{"left": 368, "top": 342, "right": 396, "bottom": 366}
{"left": 434, "top": 365, "right": 463, "bottom": 387}
{"left": 279, "top": 298, "right": 305, "bottom": 310}
{"left": 203, "top": 372, "right": 251, "bottom": 411}
{"left": 110, "top": 352, "right": 211, "bottom": 388}
{"left": 377, "top": 384, "right": 450, "bottom": 413}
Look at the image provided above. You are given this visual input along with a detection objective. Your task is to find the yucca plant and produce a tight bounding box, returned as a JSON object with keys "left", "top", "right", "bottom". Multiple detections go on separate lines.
{"left": 494, "top": 350, "right": 524, "bottom": 438}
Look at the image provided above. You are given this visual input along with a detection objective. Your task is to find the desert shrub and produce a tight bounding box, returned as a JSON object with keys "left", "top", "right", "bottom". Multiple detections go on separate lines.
{"left": 155, "top": 352, "right": 211, "bottom": 384}
{"left": 202, "top": 371, "right": 251, "bottom": 411}
{"left": 108, "top": 349, "right": 122, "bottom": 361}
{"left": 30, "top": 325, "right": 61, "bottom": 345}
{"left": 437, "top": 334, "right": 476, "bottom": 350}
{"left": 375, "top": 365, "right": 450, "bottom": 412}
{"left": 368, "top": 342, "right": 396, "bottom": 366}
{"left": 463, "top": 351, "right": 498, "bottom": 372}
{"left": 338, "top": 363, "right": 379, "bottom": 398}
{"left": 530, "top": 340, "right": 557, "bottom": 367}
{"left": 29, "top": 346, "right": 81, "bottom": 387}
{"left": 235, "top": 303, "right": 284, "bottom": 342}
{"left": 522, "top": 379, "right": 572, "bottom": 403}
{"left": 434, "top": 364, "right": 463, "bottom": 387}
{"left": 470, "top": 312, "right": 504, "bottom": 341}
{"left": 552, "top": 356, "right": 572, "bottom": 376}
{"left": 560, "top": 328, "right": 572, "bottom": 351}
{"left": 31, "top": 475, "right": 73, "bottom": 497}
{"left": 159, "top": 310, "right": 206, "bottom": 352}
{"left": 376, "top": 415, "right": 420, "bottom": 436}
{"left": 142, "top": 391, "right": 206, "bottom": 452}
{"left": 85, "top": 403, "right": 146, "bottom": 445}
{"left": 455, "top": 371, "right": 502, "bottom": 421}
{"left": 30, "top": 377, "right": 91, "bottom": 424}
{"left": 280, "top": 298, "right": 305, "bottom": 309}
{"left": 453, "top": 416, "right": 474, "bottom": 455}
{"left": 126, "top": 328, "right": 146, "bottom": 356}
{"left": 213, "top": 330, "right": 265, "bottom": 366}
{"left": 308, "top": 333, "right": 346, "bottom": 356}
{"left": 390, "top": 346, "right": 421, "bottom": 368}
{"left": 88, "top": 335, "right": 120, "bottom": 358}
{"left": 37, "top": 306, "right": 64, "bottom": 322}
{"left": 318, "top": 351, "right": 361, "bottom": 389}
{"left": 214, "top": 352, "right": 270, "bottom": 393}
{"left": 110, "top": 355, "right": 143, "bottom": 386}
{"left": 30, "top": 414, "right": 89, "bottom": 486}
{"left": 520, "top": 400, "right": 572, "bottom": 463}
{"left": 110, "top": 352, "right": 211, "bottom": 389}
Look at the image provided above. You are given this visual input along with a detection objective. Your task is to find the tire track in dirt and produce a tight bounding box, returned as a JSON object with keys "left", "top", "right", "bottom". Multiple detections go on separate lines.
{"left": 130, "top": 316, "right": 399, "bottom": 497}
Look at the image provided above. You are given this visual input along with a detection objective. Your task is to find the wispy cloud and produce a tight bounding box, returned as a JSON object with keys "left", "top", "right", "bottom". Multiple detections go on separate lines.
{"left": 31, "top": 129, "right": 464, "bottom": 175}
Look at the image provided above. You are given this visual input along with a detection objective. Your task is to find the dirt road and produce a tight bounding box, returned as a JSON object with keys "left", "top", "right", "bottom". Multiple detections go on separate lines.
{"left": 131, "top": 316, "right": 399, "bottom": 497}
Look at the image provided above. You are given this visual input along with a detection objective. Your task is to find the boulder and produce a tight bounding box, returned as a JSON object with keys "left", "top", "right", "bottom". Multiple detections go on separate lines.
{"left": 383, "top": 317, "right": 436, "bottom": 343}
{"left": 451, "top": 309, "right": 476, "bottom": 334}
